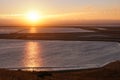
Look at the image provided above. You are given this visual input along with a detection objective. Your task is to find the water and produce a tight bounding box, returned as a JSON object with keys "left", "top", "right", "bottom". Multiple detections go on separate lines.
{"left": 0, "top": 27, "right": 120, "bottom": 70}
{"left": 0, "top": 39, "right": 120, "bottom": 69}
{"left": 0, "top": 27, "right": 93, "bottom": 34}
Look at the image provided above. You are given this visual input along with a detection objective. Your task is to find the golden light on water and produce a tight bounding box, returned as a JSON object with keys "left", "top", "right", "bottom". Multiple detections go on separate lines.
{"left": 29, "top": 27, "right": 37, "bottom": 33}
{"left": 24, "top": 41, "right": 42, "bottom": 68}
{"left": 23, "top": 28, "right": 42, "bottom": 68}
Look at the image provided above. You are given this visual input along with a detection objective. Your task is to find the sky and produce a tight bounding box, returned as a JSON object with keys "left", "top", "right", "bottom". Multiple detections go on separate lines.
{"left": 0, "top": 0, "right": 120, "bottom": 26}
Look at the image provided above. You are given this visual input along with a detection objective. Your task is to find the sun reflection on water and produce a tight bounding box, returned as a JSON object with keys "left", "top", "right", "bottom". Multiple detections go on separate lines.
{"left": 24, "top": 41, "right": 42, "bottom": 67}
{"left": 29, "top": 27, "right": 37, "bottom": 33}
{"left": 23, "top": 28, "right": 42, "bottom": 68}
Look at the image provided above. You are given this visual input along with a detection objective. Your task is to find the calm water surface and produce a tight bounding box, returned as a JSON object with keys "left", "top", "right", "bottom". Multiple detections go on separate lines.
{"left": 0, "top": 27, "right": 93, "bottom": 34}
{"left": 0, "top": 39, "right": 120, "bottom": 69}
{"left": 0, "top": 27, "right": 120, "bottom": 70}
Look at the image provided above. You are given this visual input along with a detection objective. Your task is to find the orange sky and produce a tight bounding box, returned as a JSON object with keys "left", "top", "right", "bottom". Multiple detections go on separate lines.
{"left": 0, "top": 0, "right": 120, "bottom": 26}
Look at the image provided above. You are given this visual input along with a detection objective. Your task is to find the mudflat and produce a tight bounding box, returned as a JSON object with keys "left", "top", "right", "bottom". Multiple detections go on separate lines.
{"left": 0, "top": 27, "right": 120, "bottom": 42}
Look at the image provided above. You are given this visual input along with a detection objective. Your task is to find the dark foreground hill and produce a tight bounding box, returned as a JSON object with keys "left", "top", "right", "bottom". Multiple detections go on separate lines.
{"left": 0, "top": 61, "right": 120, "bottom": 80}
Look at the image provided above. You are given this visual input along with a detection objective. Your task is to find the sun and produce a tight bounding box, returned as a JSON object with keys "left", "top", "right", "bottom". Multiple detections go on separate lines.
{"left": 26, "top": 11, "right": 41, "bottom": 22}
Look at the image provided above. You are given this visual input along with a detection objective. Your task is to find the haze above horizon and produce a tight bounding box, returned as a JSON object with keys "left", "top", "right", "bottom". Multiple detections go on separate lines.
{"left": 0, "top": 0, "right": 120, "bottom": 26}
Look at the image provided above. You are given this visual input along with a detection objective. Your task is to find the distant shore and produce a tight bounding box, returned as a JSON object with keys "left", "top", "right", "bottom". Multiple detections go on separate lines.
{"left": 0, "top": 27, "right": 120, "bottom": 42}
{"left": 0, "top": 60, "right": 120, "bottom": 80}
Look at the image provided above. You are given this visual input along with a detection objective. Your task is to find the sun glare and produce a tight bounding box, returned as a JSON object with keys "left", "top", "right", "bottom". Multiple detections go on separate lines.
{"left": 26, "top": 11, "right": 41, "bottom": 22}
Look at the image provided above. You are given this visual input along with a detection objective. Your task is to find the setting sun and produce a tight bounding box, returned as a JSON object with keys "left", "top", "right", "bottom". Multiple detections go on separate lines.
{"left": 26, "top": 11, "right": 42, "bottom": 22}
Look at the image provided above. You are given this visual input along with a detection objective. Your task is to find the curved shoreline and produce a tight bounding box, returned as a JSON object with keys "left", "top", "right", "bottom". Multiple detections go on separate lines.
{"left": 0, "top": 61, "right": 120, "bottom": 80}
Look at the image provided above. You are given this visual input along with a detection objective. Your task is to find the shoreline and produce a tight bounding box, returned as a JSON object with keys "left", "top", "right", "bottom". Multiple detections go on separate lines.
{"left": 0, "top": 32, "right": 120, "bottom": 42}
{"left": 0, "top": 27, "right": 120, "bottom": 42}
{"left": 0, "top": 61, "right": 120, "bottom": 80}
